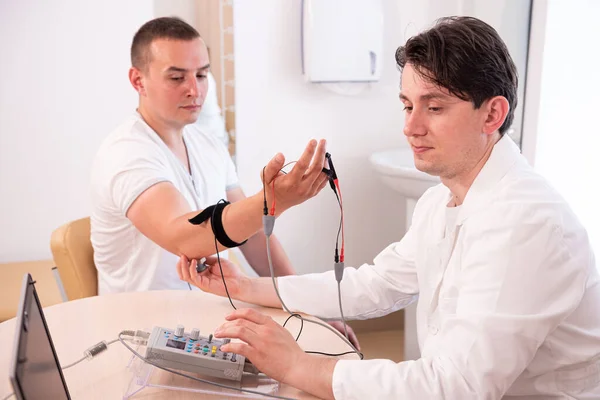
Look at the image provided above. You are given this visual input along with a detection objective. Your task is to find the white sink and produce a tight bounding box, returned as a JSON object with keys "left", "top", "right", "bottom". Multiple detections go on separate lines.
{"left": 369, "top": 147, "right": 440, "bottom": 199}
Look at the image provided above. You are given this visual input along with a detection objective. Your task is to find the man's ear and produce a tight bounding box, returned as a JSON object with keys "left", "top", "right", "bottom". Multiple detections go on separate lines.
{"left": 129, "top": 67, "right": 146, "bottom": 96}
{"left": 482, "top": 96, "right": 510, "bottom": 135}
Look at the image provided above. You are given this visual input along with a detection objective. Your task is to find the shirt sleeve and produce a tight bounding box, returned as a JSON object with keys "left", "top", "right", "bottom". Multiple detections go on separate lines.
{"left": 95, "top": 135, "right": 173, "bottom": 216}
{"left": 330, "top": 205, "right": 589, "bottom": 400}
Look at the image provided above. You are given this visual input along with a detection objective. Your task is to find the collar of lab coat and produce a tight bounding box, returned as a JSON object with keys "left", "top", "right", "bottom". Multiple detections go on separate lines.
{"left": 453, "top": 134, "right": 525, "bottom": 226}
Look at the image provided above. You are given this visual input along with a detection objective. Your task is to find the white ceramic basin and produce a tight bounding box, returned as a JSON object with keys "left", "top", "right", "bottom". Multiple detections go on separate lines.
{"left": 369, "top": 147, "right": 440, "bottom": 199}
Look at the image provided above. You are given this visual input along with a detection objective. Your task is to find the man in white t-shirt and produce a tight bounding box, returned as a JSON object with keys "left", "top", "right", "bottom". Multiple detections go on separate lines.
{"left": 89, "top": 18, "right": 328, "bottom": 299}
{"left": 91, "top": 16, "right": 359, "bottom": 347}
{"left": 91, "top": 109, "right": 241, "bottom": 292}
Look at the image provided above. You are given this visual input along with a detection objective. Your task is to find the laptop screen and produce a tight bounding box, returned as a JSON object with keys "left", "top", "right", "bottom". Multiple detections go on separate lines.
{"left": 9, "top": 274, "right": 70, "bottom": 400}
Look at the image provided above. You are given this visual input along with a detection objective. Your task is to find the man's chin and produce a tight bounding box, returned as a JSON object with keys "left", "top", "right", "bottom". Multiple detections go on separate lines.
{"left": 180, "top": 115, "right": 200, "bottom": 126}
{"left": 414, "top": 161, "right": 441, "bottom": 177}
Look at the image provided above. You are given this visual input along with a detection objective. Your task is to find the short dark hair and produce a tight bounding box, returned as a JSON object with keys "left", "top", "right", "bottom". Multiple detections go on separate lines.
{"left": 131, "top": 17, "right": 201, "bottom": 71}
{"left": 395, "top": 16, "right": 518, "bottom": 135}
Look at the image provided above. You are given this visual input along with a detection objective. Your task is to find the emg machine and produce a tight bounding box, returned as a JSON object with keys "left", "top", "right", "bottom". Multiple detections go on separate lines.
{"left": 145, "top": 325, "right": 248, "bottom": 381}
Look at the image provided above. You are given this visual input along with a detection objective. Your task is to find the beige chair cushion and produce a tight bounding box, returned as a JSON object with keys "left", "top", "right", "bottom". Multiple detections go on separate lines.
{"left": 50, "top": 217, "right": 97, "bottom": 300}
{"left": 0, "top": 260, "right": 63, "bottom": 322}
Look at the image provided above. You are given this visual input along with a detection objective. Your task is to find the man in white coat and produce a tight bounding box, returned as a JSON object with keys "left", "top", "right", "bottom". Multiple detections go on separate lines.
{"left": 178, "top": 16, "right": 600, "bottom": 399}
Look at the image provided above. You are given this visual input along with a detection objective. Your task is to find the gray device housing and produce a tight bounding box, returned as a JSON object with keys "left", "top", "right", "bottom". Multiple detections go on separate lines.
{"left": 145, "top": 326, "right": 245, "bottom": 381}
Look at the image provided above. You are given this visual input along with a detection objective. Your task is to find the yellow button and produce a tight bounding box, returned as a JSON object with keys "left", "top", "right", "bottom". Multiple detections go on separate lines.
{"left": 211, "top": 346, "right": 217, "bottom": 354}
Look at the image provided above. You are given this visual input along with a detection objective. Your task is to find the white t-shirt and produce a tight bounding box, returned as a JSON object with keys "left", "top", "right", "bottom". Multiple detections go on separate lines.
{"left": 444, "top": 204, "right": 461, "bottom": 238}
{"left": 90, "top": 112, "right": 239, "bottom": 294}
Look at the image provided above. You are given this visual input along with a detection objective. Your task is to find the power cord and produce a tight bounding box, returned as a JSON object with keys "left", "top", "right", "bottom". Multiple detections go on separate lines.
{"left": 61, "top": 330, "right": 150, "bottom": 370}
{"left": 61, "top": 338, "right": 120, "bottom": 369}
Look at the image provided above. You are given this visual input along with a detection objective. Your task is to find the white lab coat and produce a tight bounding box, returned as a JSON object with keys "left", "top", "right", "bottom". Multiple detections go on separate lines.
{"left": 278, "top": 135, "right": 600, "bottom": 399}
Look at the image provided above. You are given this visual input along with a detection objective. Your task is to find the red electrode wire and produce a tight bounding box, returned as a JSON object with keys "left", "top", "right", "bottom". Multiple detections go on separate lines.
{"left": 334, "top": 179, "right": 345, "bottom": 262}
{"left": 263, "top": 160, "right": 345, "bottom": 263}
{"left": 269, "top": 162, "right": 297, "bottom": 216}
{"left": 271, "top": 178, "right": 277, "bottom": 216}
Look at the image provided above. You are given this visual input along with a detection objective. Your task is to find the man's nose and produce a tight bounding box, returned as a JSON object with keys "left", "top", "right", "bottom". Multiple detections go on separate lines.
{"left": 186, "top": 77, "right": 198, "bottom": 98}
{"left": 403, "top": 109, "right": 427, "bottom": 137}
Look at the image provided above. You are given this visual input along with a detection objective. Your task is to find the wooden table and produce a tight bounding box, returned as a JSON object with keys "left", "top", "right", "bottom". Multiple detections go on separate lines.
{"left": 0, "top": 290, "right": 356, "bottom": 399}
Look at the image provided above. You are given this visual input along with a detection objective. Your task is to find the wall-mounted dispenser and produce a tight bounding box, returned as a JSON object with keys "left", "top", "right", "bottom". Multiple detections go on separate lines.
{"left": 302, "top": 0, "right": 384, "bottom": 83}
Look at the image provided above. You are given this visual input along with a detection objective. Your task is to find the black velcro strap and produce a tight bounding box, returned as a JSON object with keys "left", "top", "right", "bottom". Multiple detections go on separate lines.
{"left": 188, "top": 201, "right": 248, "bottom": 248}
{"left": 188, "top": 205, "right": 216, "bottom": 225}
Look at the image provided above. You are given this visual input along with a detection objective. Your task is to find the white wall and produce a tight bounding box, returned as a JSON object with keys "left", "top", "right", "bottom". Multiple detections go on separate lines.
{"left": 0, "top": 0, "right": 154, "bottom": 262}
{"left": 234, "top": 0, "right": 410, "bottom": 274}
{"left": 233, "top": 0, "right": 532, "bottom": 274}
{"left": 533, "top": 0, "right": 600, "bottom": 264}
{"left": 154, "top": 0, "right": 199, "bottom": 29}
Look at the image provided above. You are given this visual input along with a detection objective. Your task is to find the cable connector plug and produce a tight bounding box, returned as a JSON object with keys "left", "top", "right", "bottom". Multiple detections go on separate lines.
{"left": 121, "top": 330, "right": 151, "bottom": 345}
{"left": 133, "top": 330, "right": 151, "bottom": 345}
{"left": 84, "top": 341, "right": 109, "bottom": 360}
{"left": 334, "top": 261, "right": 345, "bottom": 283}
{"left": 263, "top": 215, "right": 275, "bottom": 237}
